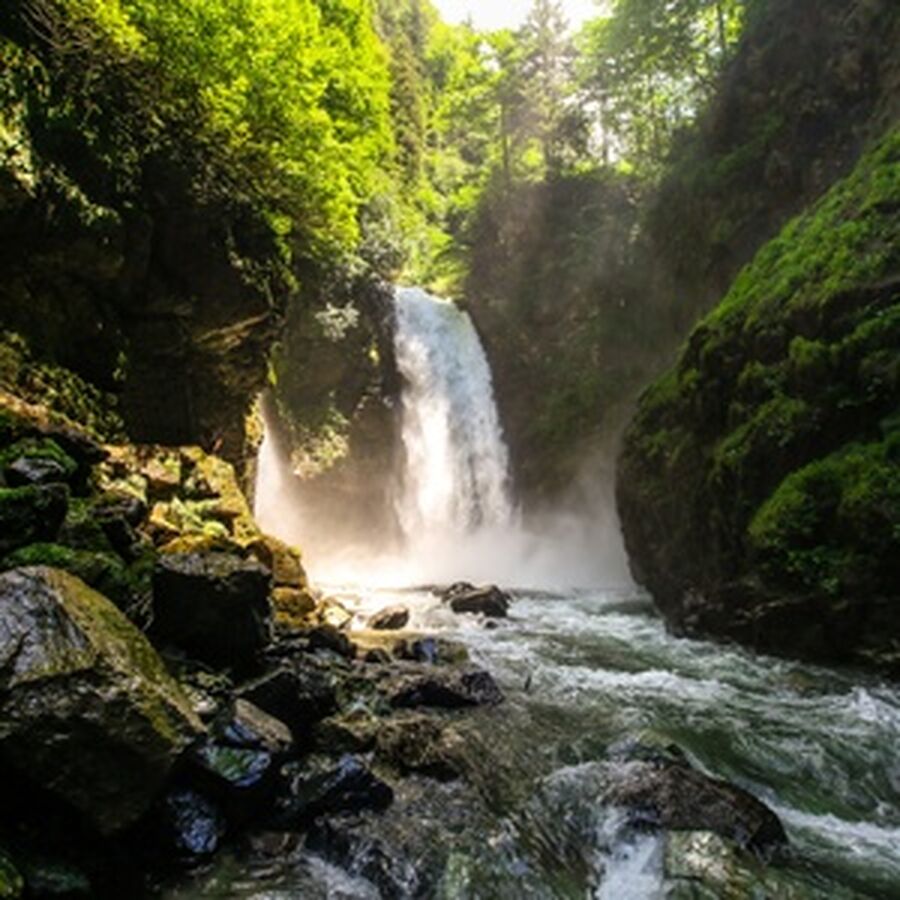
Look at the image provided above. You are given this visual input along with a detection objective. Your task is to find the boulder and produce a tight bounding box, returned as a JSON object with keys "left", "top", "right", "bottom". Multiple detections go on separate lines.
{"left": 189, "top": 700, "right": 293, "bottom": 824}
{"left": 0, "top": 484, "right": 68, "bottom": 555}
{"left": 313, "top": 711, "right": 380, "bottom": 754}
{"left": 151, "top": 552, "right": 272, "bottom": 673}
{"left": 375, "top": 713, "right": 466, "bottom": 781}
{"left": 250, "top": 534, "right": 307, "bottom": 588}
{"left": 270, "top": 587, "right": 317, "bottom": 632}
{"left": 603, "top": 757, "right": 787, "bottom": 854}
{"left": 445, "top": 585, "right": 510, "bottom": 618}
{"left": 306, "top": 625, "right": 357, "bottom": 660}
{"left": 0, "top": 438, "right": 77, "bottom": 488}
{"left": 0, "top": 567, "right": 202, "bottom": 833}
{"left": 158, "top": 788, "right": 226, "bottom": 860}
{"left": 274, "top": 756, "right": 393, "bottom": 827}
{"left": 306, "top": 819, "right": 422, "bottom": 898}
{"left": 368, "top": 606, "right": 410, "bottom": 631}
{"left": 394, "top": 637, "right": 469, "bottom": 665}
{"left": 387, "top": 669, "right": 503, "bottom": 710}
{"left": 236, "top": 665, "right": 337, "bottom": 741}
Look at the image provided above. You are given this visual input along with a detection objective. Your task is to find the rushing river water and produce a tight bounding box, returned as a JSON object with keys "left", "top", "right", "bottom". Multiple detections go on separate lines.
{"left": 167, "top": 584, "right": 900, "bottom": 898}
{"left": 236, "top": 287, "right": 900, "bottom": 897}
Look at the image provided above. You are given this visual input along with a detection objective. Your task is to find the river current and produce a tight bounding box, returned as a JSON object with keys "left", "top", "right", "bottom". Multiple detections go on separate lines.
{"left": 229, "top": 287, "right": 900, "bottom": 897}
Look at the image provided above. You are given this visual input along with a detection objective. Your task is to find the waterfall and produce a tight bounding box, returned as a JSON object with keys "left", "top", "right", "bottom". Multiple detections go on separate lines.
{"left": 392, "top": 286, "right": 515, "bottom": 542}
{"left": 255, "top": 285, "right": 631, "bottom": 588}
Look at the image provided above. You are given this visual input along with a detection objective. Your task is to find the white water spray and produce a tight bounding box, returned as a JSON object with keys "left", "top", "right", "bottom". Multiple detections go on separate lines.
{"left": 255, "top": 286, "right": 631, "bottom": 588}
{"left": 393, "top": 286, "right": 515, "bottom": 541}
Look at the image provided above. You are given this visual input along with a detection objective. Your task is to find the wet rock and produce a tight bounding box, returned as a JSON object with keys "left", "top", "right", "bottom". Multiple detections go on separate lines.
{"left": 0, "top": 567, "right": 202, "bottom": 833}
{"left": 275, "top": 755, "right": 394, "bottom": 826}
{"left": 306, "top": 819, "right": 422, "bottom": 898}
{"left": 220, "top": 699, "right": 294, "bottom": 755}
{"left": 387, "top": 669, "right": 503, "bottom": 709}
{"left": 318, "top": 596, "right": 353, "bottom": 630}
{"left": 364, "top": 647, "right": 393, "bottom": 664}
{"left": 604, "top": 757, "right": 786, "bottom": 853}
{"left": 1, "top": 438, "right": 77, "bottom": 488}
{"left": 159, "top": 788, "right": 226, "bottom": 859}
{"left": 368, "top": 606, "right": 410, "bottom": 631}
{"left": 151, "top": 552, "right": 271, "bottom": 673}
{"left": 0, "top": 484, "right": 68, "bottom": 554}
{"left": 394, "top": 636, "right": 469, "bottom": 665}
{"left": 435, "top": 582, "right": 476, "bottom": 601}
{"left": 313, "top": 711, "right": 380, "bottom": 754}
{"left": 189, "top": 700, "right": 293, "bottom": 823}
{"left": 375, "top": 713, "right": 466, "bottom": 781}
{"left": 236, "top": 665, "right": 337, "bottom": 741}
{"left": 307, "top": 624, "right": 357, "bottom": 660}
{"left": 446, "top": 585, "right": 511, "bottom": 619}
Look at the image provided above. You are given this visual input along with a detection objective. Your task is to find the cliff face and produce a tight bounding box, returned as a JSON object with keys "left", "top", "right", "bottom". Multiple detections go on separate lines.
{"left": 617, "top": 127, "right": 900, "bottom": 671}
{"left": 646, "top": 0, "right": 900, "bottom": 328}
{"left": 0, "top": 16, "right": 286, "bottom": 472}
{"left": 465, "top": 0, "right": 900, "bottom": 510}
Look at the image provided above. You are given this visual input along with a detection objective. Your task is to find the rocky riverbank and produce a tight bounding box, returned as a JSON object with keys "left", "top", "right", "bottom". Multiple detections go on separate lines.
{"left": 0, "top": 388, "right": 800, "bottom": 898}
{"left": 0, "top": 389, "right": 509, "bottom": 896}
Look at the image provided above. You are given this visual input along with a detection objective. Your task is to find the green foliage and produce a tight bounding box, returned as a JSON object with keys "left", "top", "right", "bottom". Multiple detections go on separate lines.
{"left": 577, "top": 0, "right": 747, "bottom": 176}
{"left": 749, "top": 441, "right": 900, "bottom": 598}
{"left": 4, "top": 0, "right": 393, "bottom": 261}
{"left": 0, "top": 333, "right": 125, "bottom": 441}
{"left": 620, "top": 121, "right": 900, "bottom": 621}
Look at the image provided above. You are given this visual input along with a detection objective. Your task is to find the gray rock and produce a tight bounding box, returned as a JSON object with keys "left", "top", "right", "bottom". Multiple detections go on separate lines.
{"left": 368, "top": 606, "right": 410, "bottom": 631}
{"left": 387, "top": 669, "right": 503, "bottom": 709}
{"left": 0, "top": 567, "right": 202, "bottom": 833}
{"left": 151, "top": 552, "right": 272, "bottom": 673}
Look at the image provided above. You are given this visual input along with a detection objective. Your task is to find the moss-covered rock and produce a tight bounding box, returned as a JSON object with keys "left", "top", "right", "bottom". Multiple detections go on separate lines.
{"left": 0, "top": 567, "right": 203, "bottom": 833}
{"left": 0, "top": 484, "right": 68, "bottom": 555}
{"left": 617, "top": 125, "right": 900, "bottom": 671}
{"left": 0, "top": 437, "right": 78, "bottom": 487}
{"left": 0, "top": 543, "right": 151, "bottom": 615}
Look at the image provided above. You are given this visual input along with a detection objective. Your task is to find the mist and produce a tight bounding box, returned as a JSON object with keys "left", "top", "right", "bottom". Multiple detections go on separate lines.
{"left": 255, "top": 288, "right": 632, "bottom": 592}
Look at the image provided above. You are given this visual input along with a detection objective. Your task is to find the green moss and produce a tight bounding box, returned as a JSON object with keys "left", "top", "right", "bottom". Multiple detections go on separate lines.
{"left": 0, "top": 543, "right": 150, "bottom": 609}
{"left": 0, "top": 437, "right": 77, "bottom": 482}
{"left": 749, "top": 441, "right": 900, "bottom": 596}
{"left": 0, "top": 484, "right": 68, "bottom": 554}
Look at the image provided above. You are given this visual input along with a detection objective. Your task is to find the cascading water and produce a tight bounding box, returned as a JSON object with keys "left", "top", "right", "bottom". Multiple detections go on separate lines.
{"left": 254, "top": 285, "right": 631, "bottom": 587}
{"left": 392, "top": 286, "right": 515, "bottom": 546}
{"left": 178, "top": 295, "right": 900, "bottom": 899}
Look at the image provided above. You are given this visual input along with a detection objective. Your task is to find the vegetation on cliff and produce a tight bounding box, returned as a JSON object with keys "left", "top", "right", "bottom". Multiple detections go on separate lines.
{"left": 618, "top": 125, "right": 900, "bottom": 669}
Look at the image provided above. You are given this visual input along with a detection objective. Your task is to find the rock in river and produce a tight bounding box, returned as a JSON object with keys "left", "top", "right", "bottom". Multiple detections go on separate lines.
{"left": 0, "top": 567, "right": 203, "bottom": 833}
{"left": 368, "top": 606, "right": 410, "bottom": 631}
{"left": 387, "top": 668, "right": 503, "bottom": 709}
{"left": 439, "top": 583, "right": 511, "bottom": 618}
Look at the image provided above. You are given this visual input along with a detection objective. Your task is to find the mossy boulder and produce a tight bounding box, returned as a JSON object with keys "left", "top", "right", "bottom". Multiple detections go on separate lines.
{"left": 617, "top": 126, "right": 900, "bottom": 670}
{"left": 0, "top": 543, "right": 151, "bottom": 615}
{"left": 0, "top": 567, "right": 203, "bottom": 833}
{"left": 0, "top": 484, "right": 68, "bottom": 555}
{"left": 0, "top": 438, "right": 77, "bottom": 488}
